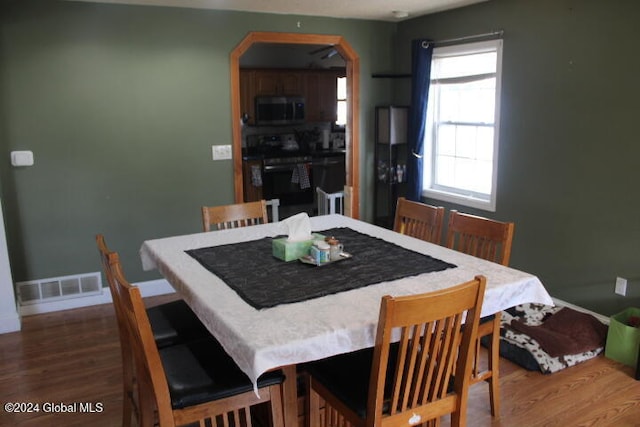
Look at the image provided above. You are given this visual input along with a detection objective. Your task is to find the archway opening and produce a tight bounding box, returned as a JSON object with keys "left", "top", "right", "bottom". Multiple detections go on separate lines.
{"left": 229, "top": 32, "right": 360, "bottom": 218}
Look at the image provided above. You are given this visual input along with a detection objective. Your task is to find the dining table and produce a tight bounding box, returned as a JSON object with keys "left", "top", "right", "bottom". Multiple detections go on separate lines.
{"left": 139, "top": 213, "right": 553, "bottom": 427}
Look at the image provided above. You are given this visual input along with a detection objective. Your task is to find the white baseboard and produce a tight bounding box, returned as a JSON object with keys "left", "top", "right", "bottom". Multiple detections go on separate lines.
{"left": 552, "top": 297, "right": 610, "bottom": 324}
{"left": 18, "top": 279, "right": 176, "bottom": 317}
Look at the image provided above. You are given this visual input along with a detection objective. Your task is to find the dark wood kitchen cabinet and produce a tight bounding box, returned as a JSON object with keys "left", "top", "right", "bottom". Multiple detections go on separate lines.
{"left": 240, "top": 69, "right": 303, "bottom": 125}
{"left": 239, "top": 69, "right": 255, "bottom": 124}
{"left": 305, "top": 70, "right": 342, "bottom": 122}
{"left": 254, "top": 70, "right": 303, "bottom": 96}
{"left": 240, "top": 68, "right": 344, "bottom": 125}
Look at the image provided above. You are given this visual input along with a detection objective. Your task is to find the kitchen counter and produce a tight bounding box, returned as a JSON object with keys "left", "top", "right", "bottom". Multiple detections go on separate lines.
{"left": 242, "top": 148, "right": 345, "bottom": 161}
{"left": 310, "top": 149, "right": 346, "bottom": 158}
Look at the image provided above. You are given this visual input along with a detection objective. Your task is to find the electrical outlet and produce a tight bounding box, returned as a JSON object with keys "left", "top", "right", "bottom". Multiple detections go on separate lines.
{"left": 212, "top": 145, "right": 232, "bottom": 160}
{"left": 615, "top": 277, "right": 627, "bottom": 296}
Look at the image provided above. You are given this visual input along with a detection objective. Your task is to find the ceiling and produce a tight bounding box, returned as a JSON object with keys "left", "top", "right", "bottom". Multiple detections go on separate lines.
{"left": 67, "top": 0, "right": 489, "bottom": 22}
{"left": 241, "top": 43, "right": 347, "bottom": 69}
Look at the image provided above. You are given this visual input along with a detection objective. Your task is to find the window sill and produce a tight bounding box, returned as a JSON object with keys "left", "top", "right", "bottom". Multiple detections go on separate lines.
{"left": 422, "top": 188, "right": 496, "bottom": 212}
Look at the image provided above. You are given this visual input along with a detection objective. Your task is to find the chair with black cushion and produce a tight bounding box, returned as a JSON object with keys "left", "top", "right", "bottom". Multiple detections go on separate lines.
{"left": 97, "top": 235, "right": 210, "bottom": 348}
{"left": 201, "top": 200, "right": 269, "bottom": 232}
{"left": 446, "top": 210, "right": 515, "bottom": 417}
{"left": 96, "top": 235, "right": 210, "bottom": 426}
{"left": 393, "top": 197, "right": 445, "bottom": 244}
{"left": 306, "top": 276, "right": 486, "bottom": 427}
{"left": 108, "top": 250, "right": 285, "bottom": 427}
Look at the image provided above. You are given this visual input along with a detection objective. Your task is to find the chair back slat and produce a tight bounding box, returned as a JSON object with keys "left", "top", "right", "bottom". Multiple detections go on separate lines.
{"left": 367, "top": 276, "right": 486, "bottom": 426}
{"left": 202, "top": 200, "right": 268, "bottom": 232}
{"left": 393, "top": 197, "right": 445, "bottom": 244}
{"left": 446, "top": 210, "right": 515, "bottom": 266}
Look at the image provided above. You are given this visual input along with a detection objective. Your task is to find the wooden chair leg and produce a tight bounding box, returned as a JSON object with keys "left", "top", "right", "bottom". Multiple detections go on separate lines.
{"left": 268, "top": 384, "right": 285, "bottom": 427}
{"left": 136, "top": 382, "right": 157, "bottom": 427}
{"left": 306, "top": 374, "right": 321, "bottom": 427}
{"left": 121, "top": 354, "right": 136, "bottom": 427}
{"left": 487, "top": 313, "right": 501, "bottom": 417}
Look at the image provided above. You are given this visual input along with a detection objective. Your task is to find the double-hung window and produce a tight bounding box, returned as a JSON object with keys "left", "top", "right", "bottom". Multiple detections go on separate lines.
{"left": 336, "top": 76, "right": 347, "bottom": 126}
{"left": 423, "top": 39, "right": 503, "bottom": 211}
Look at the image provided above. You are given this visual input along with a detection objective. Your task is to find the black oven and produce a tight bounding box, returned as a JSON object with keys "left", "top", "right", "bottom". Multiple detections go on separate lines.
{"left": 262, "top": 156, "right": 313, "bottom": 206}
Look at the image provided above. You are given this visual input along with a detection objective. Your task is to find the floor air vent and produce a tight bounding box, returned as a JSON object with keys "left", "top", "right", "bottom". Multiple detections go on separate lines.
{"left": 17, "top": 272, "right": 102, "bottom": 306}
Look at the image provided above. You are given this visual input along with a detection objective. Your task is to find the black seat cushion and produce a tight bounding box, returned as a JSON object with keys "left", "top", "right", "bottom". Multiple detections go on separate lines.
{"left": 160, "top": 337, "right": 285, "bottom": 409}
{"left": 480, "top": 314, "right": 495, "bottom": 324}
{"left": 306, "top": 345, "right": 399, "bottom": 419}
{"left": 147, "top": 300, "right": 211, "bottom": 348}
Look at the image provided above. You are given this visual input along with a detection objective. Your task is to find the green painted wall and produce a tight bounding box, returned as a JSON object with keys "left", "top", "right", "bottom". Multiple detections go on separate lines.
{"left": 0, "top": 1, "right": 395, "bottom": 283}
{"left": 3, "top": 0, "right": 638, "bottom": 316}
{"left": 395, "top": 0, "right": 640, "bottom": 314}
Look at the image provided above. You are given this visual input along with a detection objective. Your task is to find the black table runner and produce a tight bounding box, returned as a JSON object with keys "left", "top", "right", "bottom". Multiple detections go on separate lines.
{"left": 186, "top": 227, "right": 456, "bottom": 309}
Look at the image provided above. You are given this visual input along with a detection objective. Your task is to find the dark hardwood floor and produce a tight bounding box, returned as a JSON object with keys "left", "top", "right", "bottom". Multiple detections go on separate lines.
{"left": 1, "top": 295, "right": 639, "bottom": 426}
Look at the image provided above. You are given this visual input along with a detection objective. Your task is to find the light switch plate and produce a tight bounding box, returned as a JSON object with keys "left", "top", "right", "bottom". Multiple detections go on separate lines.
{"left": 11, "top": 150, "right": 34, "bottom": 167}
{"left": 212, "top": 145, "right": 232, "bottom": 160}
{"left": 615, "top": 277, "right": 627, "bottom": 296}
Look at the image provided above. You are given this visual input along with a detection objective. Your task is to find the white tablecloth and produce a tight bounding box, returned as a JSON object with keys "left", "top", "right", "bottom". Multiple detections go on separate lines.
{"left": 140, "top": 214, "right": 553, "bottom": 390}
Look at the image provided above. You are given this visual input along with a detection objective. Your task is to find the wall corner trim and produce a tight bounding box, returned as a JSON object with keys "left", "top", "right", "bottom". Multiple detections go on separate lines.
{"left": 0, "top": 312, "right": 21, "bottom": 334}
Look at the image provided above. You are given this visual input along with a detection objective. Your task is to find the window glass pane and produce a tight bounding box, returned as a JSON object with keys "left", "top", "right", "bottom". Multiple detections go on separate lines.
{"left": 454, "top": 157, "right": 476, "bottom": 191}
{"left": 336, "top": 77, "right": 347, "bottom": 125}
{"left": 477, "top": 127, "right": 494, "bottom": 161}
{"left": 438, "top": 78, "right": 495, "bottom": 123}
{"left": 433, "top": 51, "right": 496, "bottom": 79}
{"left": 436, "top": 124, "right": 456, "bottom": 156}
{"left": 336, "top": 100, "right": 347, "bottom": 125}
{"left": 337, "top": 77, "right": 347, "bottom": 100}
{"left": 474, "top": 160, "right": 493, "bottom": 194}
{"left": 455, "top": 126, "right": 476, "bottom": 158}
{"left": 435, "top": 155, "right": 455, "bottom": 187}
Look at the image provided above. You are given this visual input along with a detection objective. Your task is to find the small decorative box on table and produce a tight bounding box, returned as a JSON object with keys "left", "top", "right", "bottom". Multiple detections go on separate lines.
{"left": 272, "top": 234, "right": 325, "bottom": 262}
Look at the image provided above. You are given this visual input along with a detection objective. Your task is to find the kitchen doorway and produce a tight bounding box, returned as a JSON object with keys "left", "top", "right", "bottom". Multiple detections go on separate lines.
{"left": 229, "top": 32, "right": 360, "bottom": 218}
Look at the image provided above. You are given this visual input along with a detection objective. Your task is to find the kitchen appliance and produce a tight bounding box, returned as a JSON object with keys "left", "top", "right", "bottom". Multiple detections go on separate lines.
{"left": 312, "top": 153, "right": 345, "bottom": 194}
{"left": 243, "top": 133, "right": 345, "bottom": 215}
{"left": 255, "top": 96, "right": 305, "bottom": 126}
{"left": 262, "top": 156, "right": 313, "bottom": 206}
{"left": 244, "top": 134, "right": 314, "bottom": 208}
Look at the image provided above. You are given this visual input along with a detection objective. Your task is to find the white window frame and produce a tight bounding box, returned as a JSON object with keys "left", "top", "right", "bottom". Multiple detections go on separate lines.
{"left": 422, "top": 39, "right": 503, "bottom": 212}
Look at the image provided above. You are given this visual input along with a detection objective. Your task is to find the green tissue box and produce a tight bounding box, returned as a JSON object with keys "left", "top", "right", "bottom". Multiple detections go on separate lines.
{"left": 272, "top": 234, "right": 324, "bottom": 262}
{"left": 604, "top": 307, "right": 640, "bottom": 367}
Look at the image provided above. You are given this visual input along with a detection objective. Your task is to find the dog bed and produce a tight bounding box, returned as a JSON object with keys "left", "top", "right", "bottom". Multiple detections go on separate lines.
{"left": 485, "top": 303, "right": 608, "bottom": 374}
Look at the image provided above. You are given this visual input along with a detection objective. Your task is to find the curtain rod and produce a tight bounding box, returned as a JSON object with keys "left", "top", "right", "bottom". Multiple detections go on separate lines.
{"left": 428, "top": 30, "right": 504, "bottom": 47}
{"left": 371, "top": 30, "right": 504, "bottom": 78}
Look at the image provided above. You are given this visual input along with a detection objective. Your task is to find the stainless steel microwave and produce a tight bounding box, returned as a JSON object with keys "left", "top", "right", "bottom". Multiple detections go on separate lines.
{"left": 255, "top": 96, "right": 305, "bottom": 126}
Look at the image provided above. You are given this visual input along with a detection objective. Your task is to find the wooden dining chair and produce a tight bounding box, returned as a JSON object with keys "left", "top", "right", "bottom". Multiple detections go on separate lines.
{"left": 445, "top": 210, "right": 515, "bottom": 417}
{"left": 306, "top": 276, "right": 486, "bottom": 427}
{"left": 201, "top": 200, "right": 269, "bottom": 231}
{"left": 96, "top": 235, "right": 211, "bottom": 426}
{"left": 96, "top": 237, "right": 138, "bottom": 427}
{"left": 97, "top": 235, "right": 210, "bottom": 347}
{"left": 393, "top": 197, "right": 445, "bottom": 244}
{"left": 343, "top": 185, "right": 353, "bottom": 217}
{"left": 108, "top": 250, "right": 285, "bottom": 427}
